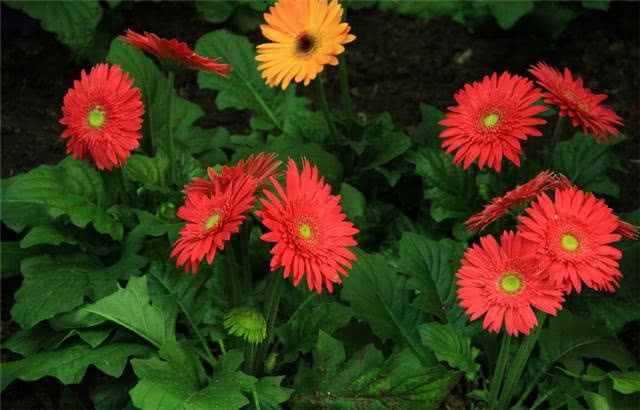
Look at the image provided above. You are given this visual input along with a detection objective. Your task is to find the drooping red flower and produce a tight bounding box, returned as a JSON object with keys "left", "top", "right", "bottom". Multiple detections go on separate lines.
{"left": 185, "top": 153, "right": 282, "bottom": 196}
{"left": 118, "top": 29, "right": 232, "bottom": 76}
{"left": 60, "top": 63, "right": 144, "bottom": 170}
{"left": 256, "top": 159, "right": 359, "bottom": 293}
{"left": 518, "top": 188, "right": 623, "bottom": 293}
{"left": 171, "top": 175, "right": 257, "bottom": 274}
{"left": 615, "top": 219, "right": 639, "bottom": 240}
{"left": 529, "top": 62, "right": 623, "bottom": 142}
{"left": 439, "top": 71, "right": 548, "bottom": 172}
{"left": 456, "top": 231, "right": 565, "bottom": 336}
{"left": 466, "top": 171, "right": 571, "bottom": 232}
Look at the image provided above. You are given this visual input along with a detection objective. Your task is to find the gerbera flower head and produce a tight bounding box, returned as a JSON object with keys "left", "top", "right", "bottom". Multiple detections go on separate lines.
{"left": 224, "top": 307, "right": 267, "bottom": 344}
{"left": 529, "top": 62, "right": 623, "bottom": 142}
{"left": 456, "top": 231, "right": 565, "bottom": 336}
{"left": 439, "top": 71, "right": 548, "bottom": 172}
{"left": 256, "top": 159, "right": 359, "bottom": 293}
{"left": 185, "top": 153, "right": 282, "bottom": 196}
{"left": 60, "top": 63, "right": 144, "bottom": 170}
{"left": 517, "top": 187, "right": 623, "bottom": 293}
{"left": 119, "top": 29, "right": 232, "bottom": 76}
{"left": 466, "top": 171, "right": 569, "bottom": 232}
{"left": 615, "top": 219, "right": 639, "bottom": 240}
{"left": 256, "top": 0, "right": 356, "bottom": 90}
{"left": 171, "top": 175, "right": 257, "bottom": 274}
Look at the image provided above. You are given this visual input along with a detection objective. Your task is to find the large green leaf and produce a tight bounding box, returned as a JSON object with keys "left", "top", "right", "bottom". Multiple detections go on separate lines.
{"left": 84, "top": 276, "right": 178, "bottom": 348}
{"left": 418, "top": 322, "right": 479, "bottom": 380}
{"left": 254, "top": 376, "right": 294, "bottom": 410}
{"left": 0, "top": 242, "right": 39, "bottom": 279}
{"left": 130, "top": 342, "right": 248, "bottom": 410}
{"left": 552, "top": 132, "right": 622, "bottom": 197}
{"left": 125, "top": 155, "right": 170, "bottom": 192}
{"left": 1, "top": 157, "right": 123, "bottom": 240}
{"left": 4, "top": 1, "right": 102, "bottom": 55}
{"left": 341, "top": 249, "right": 432, "bottom": 364}
{"left": 19, "top": 225, "right": 78, "bottom": 248}
{"left": 1, "top": 343, "right": 151, "bottom": 391}
{"left": 488, "top": 0, "right": 534, "bottom": 29}
{"left": 414, "top": 147, "right": 479, "bottom": 222}
{"left": 196, "top": 29, "right": 308, "bottom": 130}
{"left": 293, "top": 332, "right": 460, "bottom": 409}
{"left": 412, "top": 103, "right": 445, "bottom": 147}
{"left": 609, "top": 371, "right": 640, "bottom": 394}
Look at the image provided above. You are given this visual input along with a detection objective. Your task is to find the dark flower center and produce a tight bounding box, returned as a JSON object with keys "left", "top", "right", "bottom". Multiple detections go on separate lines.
{"left": 295, "top": 33, "right": 317, "bottom": 55}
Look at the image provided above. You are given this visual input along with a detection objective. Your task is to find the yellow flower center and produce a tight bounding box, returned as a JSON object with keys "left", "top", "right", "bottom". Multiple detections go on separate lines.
{"left": 298, "top": 223, "right": 313, "bottom": 240}
{"left": 295, "top": 33, "right": 317, "bottom": 55}
{"left": 483, "top": 113, "right": 500, "bottom": 127}
{"left": 561, "top": 233, "right": 579, "bottom": 252}
{"left": 87, "top": 107, "right": 106, "bottom": 129}
{"left": 499, "top": 273, "right": 523, "bottom": 294}
{"left": 205, "top": 213, "right": 221, "bottom": 229}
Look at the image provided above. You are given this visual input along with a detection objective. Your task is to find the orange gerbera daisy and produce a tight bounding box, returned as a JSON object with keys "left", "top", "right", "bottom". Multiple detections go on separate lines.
{"left": 256, "top": 0, "right": 356, "bottom": 90}
{"left": 257, "top": 159, "right": 359, "bottom": 293}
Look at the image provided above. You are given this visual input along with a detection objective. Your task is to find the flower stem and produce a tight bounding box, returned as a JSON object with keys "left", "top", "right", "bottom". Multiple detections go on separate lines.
{"left": 166, "top": 71, "right": 177, "bottom": 186}
{"left": 338, "top": 54, "right": 353, "bottom": 120}
{"left": 545, "top": 116, "right": 566, "bottom": 170}
{"left": 314, "top": 75, "right": 338, "bottom": 142}
{"left": 488, "top": 333, "right": 512, "bottom": 408}
{"left": 251, "top": 385, "right": 262, "bottom": 410}
{"left": 254, "top": 272, "right": 285, "bottom": 374}
{"left": 495, "top": 312, "right": 547, "bottom": 410}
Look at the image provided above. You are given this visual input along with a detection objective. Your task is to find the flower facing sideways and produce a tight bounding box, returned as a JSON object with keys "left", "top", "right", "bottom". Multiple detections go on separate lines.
{"left": 529, "top": 62, "right": 623, "bottom": 143}
{"left": 456, "top": 231, "right": 565, "bottom": 336}
{"left": 256, "top": 0, "right": 356, "bottom": 89}
{"left": 60, "top": 63, "right": 144, "bottom": 170}
{"left": 257, "top": 159, "right": 359, "bottom": 293}
{"left": 439, "top": 71, "right": 548, "bottom": 172}
{"left": 518, "top": 188, "right": 624, "bottom": 293}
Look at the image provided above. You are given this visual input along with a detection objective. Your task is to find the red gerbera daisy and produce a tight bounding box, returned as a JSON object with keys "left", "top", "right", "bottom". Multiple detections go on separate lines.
{"left": 529, "top": 62, "right": 623, "bottom": 142}
{"left": 171, "top": 175, "right": 257, "bottom": 274}
{"left": 256, "top": 159, "right": 359, "bottom": 293}
{"left": 466, "top": 171, "right": 571, "bottom": 232}
{"left": 186, "top": 153, "right": 282, "bottom": 196}
{"left": 439, "top": 71, "right": 548, "bottom": 172}
{"left": 118, "top": 29, "right": 232, "bottom": 76}
{"left": 60, "top": 63, "right": 144, "bottom": 170}
{"left": 457, "top": 231, "right": 564, "bottom": 336}
{"left": 517, "top": 187, "right": 623, "bottom": 293}
{"left": 615, "top": 219, "right": 639, "bottom": 240}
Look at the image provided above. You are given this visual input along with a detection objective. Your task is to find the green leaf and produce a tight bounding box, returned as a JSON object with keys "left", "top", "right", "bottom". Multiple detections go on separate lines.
{"left": 283, "top": 109, "right": 329, "bottom": 144}
{"left": 581, "top": 295, "right": 640, "bottom": 333}
{"left": 489, "top": 0, "right": 534, "bottom": 29}
{"left": 414, "top": 147, "right": 479, "bottom": 222}
{"left": 130, "top": 342, "right": 248, "bottom": 410}
{"left": 582, "top": 390, "right": 612, "bottom": 410}
{"left": 529, "top": 1, "right": 577, "bottom": 39}
{"left": 339, "top": 182, "right": 366, "bottom": 221}
{"left": 196, "top": 30, "right": 309, "bottom": 130}
{"left": 553, "top": 133, "right": 622, "bottom": 197}
{"left": 293, "top": 332, "right": 460, "bottom": 409}
{"left": 1, "top": 242, "right": 38, "bottom": 279}
{"left": 418, "top": 322, "right": 480, "bottom": 380}
{"left": 19, "top": 225, "right": 78, "bottom": 248}
{"left": 4, "top": 1, "right": 102, "bottom": 55}
{"left": 1, "top": 343, "right": 151, "bottom": 391}
{"left": 84, "top": 276, "right": 178, "bottom": 348}
{"left": 195, "top": 0, "right": 236, "bottom": 23}
{"left": 3, "top": 323, "right": 112, "bottom": 357}
{"left": 341, "top": 249, "right": 432, "bottom": 364}
{"left": 2, "top": 157, "right": 123, "bottom": 240}
{"left": 254, "top": 376, "right": 294, "bottom": 410}
{"left": 582, "top": 0, "right": 610, "bottom": 11}
{"left": 609, "top": 371, "right": 640, "bottom": 394}
{"left": 413, "top": 103, "right": 445, "bottom": 147}
{"left": 125, "top": 155, "right": 170, "bottom": 192}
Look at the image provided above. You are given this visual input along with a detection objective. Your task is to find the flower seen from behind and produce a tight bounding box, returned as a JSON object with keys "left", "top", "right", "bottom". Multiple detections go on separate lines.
{"left": 439, "top": 71, "right": 548, "bottom": 172}
{"left": 60, "top": 63, "right": 144, "bottom": 170}
{"left": 256, "top": 0, "right": 356, "bottom": 90}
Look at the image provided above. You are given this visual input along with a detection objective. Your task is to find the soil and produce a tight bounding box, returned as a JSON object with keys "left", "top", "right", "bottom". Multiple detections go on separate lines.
{"left": 1, "top": 2, "right": 639, "bottom": 409}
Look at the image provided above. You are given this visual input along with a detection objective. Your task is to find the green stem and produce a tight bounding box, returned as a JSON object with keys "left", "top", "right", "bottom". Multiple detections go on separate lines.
{"left": 338, "top": 54, "right": 353, "bottom": 120}
{"left": 545, "top": 116, "right": 566, "bottom": 170}
{"left": 488, "top": 333, "right": 512, "bottom": 408}
{"left": 529, "top": 386, "right": 557, "bottom": 410}
{"left": 251, "top": 385, "right": 262, "bottom": 410}
{"left": 314, "top": 75, "right": 338, "bottom": 141}
{"left": 166, "top": 71, "right": 177, "bottom": 185}
{"left": 226, "top": 244, "right": 242, "bottom": 307}
{"left": 255, "top": 272, "right": 285, "bottom": 374}
{"left": 235, "top": 70, "right": 282, "bottom": 130}
{"left": 514, "top": 366, "right": 548, "bottom": 408}
{"left": 495, "top": 312, "right": 547, "bottom": 410}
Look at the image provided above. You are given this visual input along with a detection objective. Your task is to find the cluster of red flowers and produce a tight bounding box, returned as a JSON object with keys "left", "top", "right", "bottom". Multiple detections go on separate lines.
{"left": 439, "top": 62, "right": 624, "bottom": 172}
{"left": 171, "top": 154, "right": 359, "bottom": 294}
{"left": 457, "top": 177, "right": 637, "bottom": 336}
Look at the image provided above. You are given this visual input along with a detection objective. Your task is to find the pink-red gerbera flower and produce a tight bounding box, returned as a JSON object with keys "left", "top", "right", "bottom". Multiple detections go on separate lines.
{"left": 466, "top": 171, "right": 572, "bottom": 232}
{"left": 615, "top": 219, "right": 639, "bottom": 240}
{"left": 185, "top": 153, "right": 282, "bottom": 196}
{"left": 518, "top": 187, "right": 623, "bottom": 293}
{"left": 119, "top": 29, "right": 232, "bottom": 76}
{"left": 439, "top": 71, "right": 548, "bottom": 172}
{"left": 257, "top": 159, "right": 359, "bottom": 293}
{"left": 171, "top": 175, "right": 257, "bottom": 274}
{"left": 60, "top": 63, "right": 144, "bottom": 170}
{"left": 529, "top": 62, "right": 623, "bottom": 142}
{"left": 456, "top": 231, "right": 565, "bottom": 336}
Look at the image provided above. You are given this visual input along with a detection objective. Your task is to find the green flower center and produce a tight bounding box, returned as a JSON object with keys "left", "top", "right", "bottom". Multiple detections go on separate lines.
{"left": 561, "top": 234, "right": 579, "bottom": 252}
{"left": 87, "top": 107, "right": 106, "bottom": 129}
{"left": 298, "top": 223, "right": 313, "bottom": 239}
{"left": 483, "top": 113, "right": 500, "bottom": 127}
{"left": 499, "top": 273, "right": 522, "bottom": 294}
{"left": 205, "top": 213, "right": 221, "bottom": 229}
